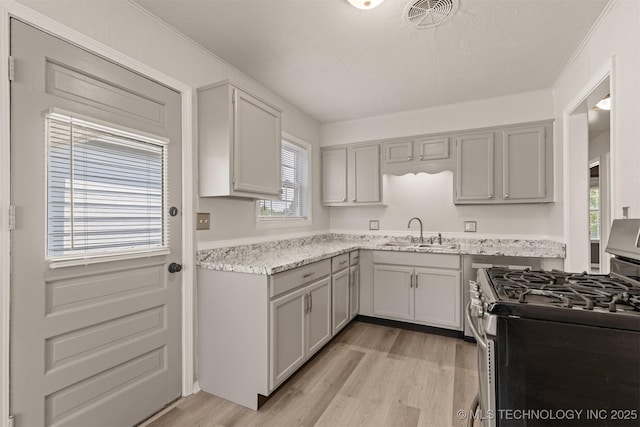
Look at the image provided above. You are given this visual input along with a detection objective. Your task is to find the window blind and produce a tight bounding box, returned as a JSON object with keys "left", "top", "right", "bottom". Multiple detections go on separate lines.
{"left": 46, "top": 114, "right": 167, "bottom": 258}
{"left": 258, "top": 140, "right": 307, "bottom": 219}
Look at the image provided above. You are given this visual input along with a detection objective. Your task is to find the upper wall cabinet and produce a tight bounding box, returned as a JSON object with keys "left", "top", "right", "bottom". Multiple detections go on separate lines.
{"left": 382, "top": 137, "right": 453, "bottom": 175}
{"left": 322, "top": 143, "right": 382, "bottom": 206}
{"left": 454, "top": 122, "right": 553, "bottom": 204}
{"left": 198, "top": 81, "right": 282, "bottom": 198}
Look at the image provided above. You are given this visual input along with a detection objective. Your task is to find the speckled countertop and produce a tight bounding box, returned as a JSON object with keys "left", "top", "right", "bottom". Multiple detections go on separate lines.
{"left": 197, "top": 233, "right": 566, "bottom": 275}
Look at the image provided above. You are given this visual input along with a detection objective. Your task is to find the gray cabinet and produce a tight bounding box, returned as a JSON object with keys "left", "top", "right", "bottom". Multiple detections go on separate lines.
{"left": 455, "top": 132, "right": 495, "bottom": 202}
{"left": 198, "top": 81, "right": 282, "bottom": 198}
{"left": 322, "top": 143, "right": 382, "bottom": 206}
{"left": 349, "top": 251, "right": 360, "bottom": 320}
{"left": 383, "top": 137, "right": 452, "bottom": 175}
{"left": 270, "top": 286, "right": 306, "bottom": 388}
{"left": 372, "top": 251, "right": 462, "bottom": 331}
{"left": 454, "top": 122, "right": 553, "bottom": 204}
{"left": 331, "top": 254, "right": 350, "bottom": 334}
{"left": 305, "top": 277, "right": 332, "bottom": 356}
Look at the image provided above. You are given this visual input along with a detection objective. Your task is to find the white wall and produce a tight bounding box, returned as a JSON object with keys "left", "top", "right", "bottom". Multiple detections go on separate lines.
{"left": 321, "top": 89, "right": 553, "bottom": 146}
{"left": 16, "top": 0, "right": 330, "bottom": 245}
{"left": 322, "top": 90, "right": 559, "bottom": 237}
{"left": 553, "top": 0, "right": 640, "bottom": 270}
{"left": 589, "top": 129, "right": 610, "bottom": 160}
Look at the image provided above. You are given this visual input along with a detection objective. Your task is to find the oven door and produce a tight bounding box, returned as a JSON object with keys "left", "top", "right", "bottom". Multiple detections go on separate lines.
{"left": 466, "top": 303, "right": 497, "bottom": 427}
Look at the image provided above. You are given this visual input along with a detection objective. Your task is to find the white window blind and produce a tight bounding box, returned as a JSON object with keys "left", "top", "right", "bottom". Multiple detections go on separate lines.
{"left": 258, "top": 140, "right": 308, "bottom": 219}
{"left": 46, "top": 114, "right": 167, "bottom": 258}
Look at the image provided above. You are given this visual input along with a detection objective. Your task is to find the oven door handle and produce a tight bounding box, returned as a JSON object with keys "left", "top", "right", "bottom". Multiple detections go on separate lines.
{"left": 466, "top": 302, "right": 488, "bottom": 350}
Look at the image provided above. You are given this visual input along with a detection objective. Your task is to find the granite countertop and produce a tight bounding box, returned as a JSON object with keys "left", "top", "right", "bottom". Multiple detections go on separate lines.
{"left": 197, "top": 233, "right": 566, "bottom": 275}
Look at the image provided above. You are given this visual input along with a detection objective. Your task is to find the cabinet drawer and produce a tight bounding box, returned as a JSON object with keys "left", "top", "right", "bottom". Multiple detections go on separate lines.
{"left": 270, "top": 259, "right": 330, "bottom": 298}
{"left": 332, "top": 254, "right": 350, "bottom": 272}
{"left": 373, "top": 251, "right": 460, "bottom": 269}
{"left": 349, "top": 251, "right": 360, "bottom": 265}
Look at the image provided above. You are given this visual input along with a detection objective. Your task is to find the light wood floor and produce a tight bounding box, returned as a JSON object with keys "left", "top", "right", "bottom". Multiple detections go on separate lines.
{"left": 142, "top": 321, "right": 479, "bottom": 427}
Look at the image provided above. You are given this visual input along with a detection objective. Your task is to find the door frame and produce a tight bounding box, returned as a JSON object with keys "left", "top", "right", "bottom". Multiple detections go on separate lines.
{"left": 0, "top": 2, "right": 197, "bottom": 425}
{"left": 561, "top": 57, "right": 615, "bottom": 272}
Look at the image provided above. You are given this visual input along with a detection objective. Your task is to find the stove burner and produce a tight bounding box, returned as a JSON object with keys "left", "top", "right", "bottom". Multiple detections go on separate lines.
{"left": 488, "top": 268, "right": 640, "bottom": 313}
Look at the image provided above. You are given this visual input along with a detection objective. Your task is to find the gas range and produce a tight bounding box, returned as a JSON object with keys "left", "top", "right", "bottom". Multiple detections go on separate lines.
{"left": 477, "top": 267, "right": 640, "bottom": 331}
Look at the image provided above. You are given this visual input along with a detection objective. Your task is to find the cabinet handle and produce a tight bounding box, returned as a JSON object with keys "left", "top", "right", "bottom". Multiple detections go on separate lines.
{"left": 419, "top": 155, "right": 424, "bottom": 161}
{"left": 309, "top": 293, "right": 313, "bottom": 312}
{"left": 304, "top": 294, "right": 309, "bottom": 314}
{"left": 303, "top": 271, "right": 315, "bottom": 279}
{"left": 488, "top": 193, "right": 493, "bottom": 199}
{"left": 339, "top": 260, "right": 348, "bottom": 266}
{"left": 407, "top": 156, "right": 412, "bottom": 161}
{"left": 409, "top": 274, "right": 413, "bottom": 288}
{"left": 415, "top": 275, "right": 418, "bottom": 288}
{"left": 352, "top": 198, "right": 356, "bottom": 202}
{"left": 343, "top": 197, "right": 347, "bottom": 202}
{"left": 504, "top": 194, "right": 509, "bottom": 199}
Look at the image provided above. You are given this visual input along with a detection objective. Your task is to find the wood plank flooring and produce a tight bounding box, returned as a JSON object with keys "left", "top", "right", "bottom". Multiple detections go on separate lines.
{"left": 142, "top": 321, "right": 479, "bottom": 427}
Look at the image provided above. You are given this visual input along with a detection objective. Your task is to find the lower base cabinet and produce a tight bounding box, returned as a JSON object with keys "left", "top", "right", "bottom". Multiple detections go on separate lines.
{"left": 373, "top": 252, "right": 462, "bottom": 330}
{"left": 270, "top": 277, "right": 331, "bottom": 389}
{"left": 349, "top": 264, "right": 359, "bottom": 320}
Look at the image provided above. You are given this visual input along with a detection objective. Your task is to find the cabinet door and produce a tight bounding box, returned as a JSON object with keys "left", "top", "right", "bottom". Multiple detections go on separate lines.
{"left": 384, "top": 141, "right": 413, "bottom": 164}
{"left": 455, "top": 133, "right": 495, "bottom": 202}
{"left": 414, "top": 268, "right": 461, "bottom": 330}
{"left": 351, "top": 144, "right": 381, "bottom": 203}
{"left": 502, "top": 125, "right": 546, "bottom": 200}
{"left": 349, "top": 265, "right": 360, "bottom": 320}
{"left": 416, "top": 137, "right": 449, "bottom": 161}
{"left": 373, "top": 265, "right": 414, "bottom": 321}
{"left": 322, "top": 148, "right": 348, "bottom": 204}
{"left": 307, "top": 278, "right": 332, "bottom": 356}
{"left": 332, "top": 268, "right": 350, "bottom": 334}
{"left": 270, "top": 287, "right": 306, "bottom": 389}
{"left": 233, "top": 88, "right": 282, "bottom": 196}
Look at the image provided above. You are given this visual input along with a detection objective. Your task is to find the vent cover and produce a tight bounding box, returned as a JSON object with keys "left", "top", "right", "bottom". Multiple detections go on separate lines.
{"left": 405, "top": 0, "right": 459, "bottom": 29}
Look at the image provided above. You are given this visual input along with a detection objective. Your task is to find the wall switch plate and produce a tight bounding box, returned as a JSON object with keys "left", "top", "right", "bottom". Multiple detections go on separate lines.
{"left": 196, "top": 212, "right": 211, "bottom": 230}
{"left": 464, "top": 221, "right": 477, "bottom": 232}
{"left": 369, "top": 220, "right": 380, "bottom": 231}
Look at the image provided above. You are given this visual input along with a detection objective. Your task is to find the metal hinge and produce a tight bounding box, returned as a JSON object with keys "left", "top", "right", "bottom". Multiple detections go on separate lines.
{"left": 8, "top": 414, "right": 15, "bottom": 427}
{"left": 8, "top": 56, "right": 15, "bottom": 81}
{"left": 8, "top": 205, "right": 15, "bottom": 231}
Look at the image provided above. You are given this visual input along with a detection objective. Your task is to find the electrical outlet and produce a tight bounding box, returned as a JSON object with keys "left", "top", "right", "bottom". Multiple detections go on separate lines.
{"left": 464, "top": 221, "right": 477, "bottom": 232}
{"left": 196, "top": 212, "right": 211, "bottom": 230}
{"left": 369, "top": 220, "right": 380, "bottom": 231}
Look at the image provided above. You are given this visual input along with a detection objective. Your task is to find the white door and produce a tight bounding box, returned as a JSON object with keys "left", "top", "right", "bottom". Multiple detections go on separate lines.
{"left": 306, "top": 278, "right": 331, "bottom": 356}
{"left": 350, "top": 144, "right": 381, "bottom": 203}
{"left": 10, "top": 20, "right": 182, "bottom": 426}
{"left": 321, "top": 148, "right": 347, "bottom": 204}
{"left": 373, "top": 265, "right": 414, "bottom": 321}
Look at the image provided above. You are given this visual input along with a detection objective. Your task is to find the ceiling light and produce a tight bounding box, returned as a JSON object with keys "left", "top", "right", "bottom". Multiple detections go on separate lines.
{"left": 596, "top": 96, "right": 611, "bottom": 111}
{"left": 347, "top": 0, "right": 385, "bottom": 10}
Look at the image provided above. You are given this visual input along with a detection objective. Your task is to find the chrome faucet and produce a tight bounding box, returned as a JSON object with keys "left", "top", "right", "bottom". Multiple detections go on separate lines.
{"left": 438, "top": 232, "right": 442, "bottom": 245}
{"left": 407, "top": 217, "right": 423, "bottom": 243}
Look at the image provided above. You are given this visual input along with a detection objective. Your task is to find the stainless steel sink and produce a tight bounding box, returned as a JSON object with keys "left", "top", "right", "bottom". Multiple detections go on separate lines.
{"left": 414, "top": 244, "right": 459, "bottom": 250}
{"left": 381, "top": 242, "right": 413, "bottom": 247}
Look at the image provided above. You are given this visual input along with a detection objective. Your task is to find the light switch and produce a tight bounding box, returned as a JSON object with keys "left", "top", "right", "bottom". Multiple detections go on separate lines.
{"left": 464, "top": 221, "right": 477, "bottom": 232}
{"left": 196, "top": 212, "right": 211, "bottom": 230}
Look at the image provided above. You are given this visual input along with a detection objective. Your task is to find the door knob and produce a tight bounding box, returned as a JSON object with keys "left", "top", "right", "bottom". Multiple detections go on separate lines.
{"left": 168, "top": 263, "right": 183, "bottom": 273}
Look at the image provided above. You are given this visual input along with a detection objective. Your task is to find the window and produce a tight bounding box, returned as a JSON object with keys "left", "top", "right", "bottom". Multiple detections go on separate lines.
{"left": 589, "top": 186, "right": 600, "bottom": 240}
{"left": 47, "top": 113, "right": 168, "bottom": 259}
{"left": 257, "top": 137, "right": 310, "bottom": 224}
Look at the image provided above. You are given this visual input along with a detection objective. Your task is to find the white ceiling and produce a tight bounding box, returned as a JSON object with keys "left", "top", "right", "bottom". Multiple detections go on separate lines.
{"left": 133, "top": 0, "right": 609, "bottom": 124}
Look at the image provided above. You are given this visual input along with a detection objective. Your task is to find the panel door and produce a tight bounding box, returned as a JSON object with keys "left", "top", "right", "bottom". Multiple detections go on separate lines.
{"left": 502, "top": 125, "right": 547, "bottom": 200}
{"left": 321, "top": 148, "right": 348, "bottom": 204}
{"left": 10, "top": 20, "right": 182, "bottom": 426}
{"left": 233, "top": 88, "right": 281, "bottom": 196}
{"left": 414, "top": 268, "right": 462, "bottom": 330}
{"left": 373, "top": 265, "right": 414, "bottom": 321}
{"left": 383, "top": 140, "right": 413, "bottom": 164}
{"left": 349, "top": 265, "right": 360, "bottom": 320}
{"left": 306, "top": 277, "right": 332, "bottom": 356}
{"left": 455, "top": 133, "right": 495, "bottom": 202}
{"left": 350, "top": 144, "right": 381, "bottom": 203}
{"left": 270, "top": 287, "right": 306, "bottom": 389}
{"left": 416, "top": 137, "right": 450, "bottom": 161}
{"left": 332, "top": 268, "right": 350, "bottom": 334}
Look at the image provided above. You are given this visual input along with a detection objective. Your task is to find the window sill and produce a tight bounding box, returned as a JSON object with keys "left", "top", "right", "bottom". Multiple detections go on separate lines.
{"left": 255, "top": 218, "right": 312, "bottom": 230}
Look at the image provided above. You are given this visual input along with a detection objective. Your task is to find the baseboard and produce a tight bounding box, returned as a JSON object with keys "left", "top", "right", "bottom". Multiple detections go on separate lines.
{"left": 354, "top": 315, "right": 465, "bottom": 340}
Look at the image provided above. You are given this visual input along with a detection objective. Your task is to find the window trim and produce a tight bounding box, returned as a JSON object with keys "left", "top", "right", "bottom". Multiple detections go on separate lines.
{"left": 256, "top": 132, "right": 312, "bottom": 230}
{"left": 45, "top": 110, "right": 171, "bottom": 264}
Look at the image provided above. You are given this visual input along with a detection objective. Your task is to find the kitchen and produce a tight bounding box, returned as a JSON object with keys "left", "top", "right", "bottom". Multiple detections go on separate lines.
{"left": 0, "top": 0, "right": 639, "bottom": 426}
